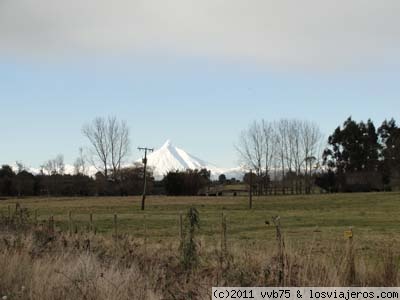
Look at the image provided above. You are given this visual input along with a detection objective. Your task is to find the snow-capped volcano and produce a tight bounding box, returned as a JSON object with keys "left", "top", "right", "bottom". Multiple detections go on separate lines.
{"left": 138, "top": 140, "right": 243, "bottom": 180}
{"left": 7, "top": 140, "right": 244, "bottom": 180}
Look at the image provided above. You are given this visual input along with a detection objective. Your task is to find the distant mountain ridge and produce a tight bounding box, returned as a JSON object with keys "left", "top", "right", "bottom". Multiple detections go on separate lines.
{"left": 9, "top": 140, "right": 244, "bottom": 180}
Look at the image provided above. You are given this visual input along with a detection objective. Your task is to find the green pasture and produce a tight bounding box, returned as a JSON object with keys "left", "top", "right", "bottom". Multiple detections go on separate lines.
{"left": 1, "top": 192, "right": 399, "bottom": 256}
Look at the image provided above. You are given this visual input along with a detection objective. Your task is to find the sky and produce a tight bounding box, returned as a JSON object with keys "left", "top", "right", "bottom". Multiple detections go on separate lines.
{"left": 1, "top": 0, "right": 400, "bottom": 169}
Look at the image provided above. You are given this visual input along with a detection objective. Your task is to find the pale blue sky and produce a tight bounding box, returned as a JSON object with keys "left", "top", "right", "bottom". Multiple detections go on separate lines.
{"left": 1, "top": 0, "right": 400, "bottom": 168}
{"left": 1, "top": 56, "right": 399, "bottom": 168}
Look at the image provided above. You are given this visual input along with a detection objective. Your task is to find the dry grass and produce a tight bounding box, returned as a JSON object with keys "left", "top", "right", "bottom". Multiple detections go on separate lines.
{"left": 1, "top": 194, "right": 400, "bottom": 299}
{"left": 0, "top": 224, "right": 399, "bottom": 299}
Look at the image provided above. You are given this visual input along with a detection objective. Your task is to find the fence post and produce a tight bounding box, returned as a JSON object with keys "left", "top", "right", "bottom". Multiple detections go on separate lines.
{"left": 49, "top": 215, "right": 55, "bottom": 234}
{"left": 249, "top": 170, "right": 253, "bottom": 209}
{"left": 89, "top": 213, "right": 93, "bottom": 233}
{"left": 179, "top": 212, "right": 183, "bottom": 255}
{"left": 221, "top": 212, "right": 227, "bottom": 256}
{"left": 143, "top": 214, "right": 147, "bottom": 252}
{"left": 345, "top": 227, "right": 356, "bottom": 285}
{"left": 114, "top": 213, "right": 118, "bottom": 240}
{"left": 7, "top": 205, "right": 11, "bottom": 230}
{"left": 272, "top": 216, "right": 285, "bottom": 286}
{"left": 218, "top": 211, "right": 228, "bottom": 284}
{"left": 68, "top": 211, "right": 72, "bottom": 236}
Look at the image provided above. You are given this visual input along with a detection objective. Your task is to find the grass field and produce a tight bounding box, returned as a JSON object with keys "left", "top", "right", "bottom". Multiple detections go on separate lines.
{"left": 1, "top": 192, "right": 399, "bottom": 257}
{"left": 1, "top": 192, "right": 400, "bottom": 298}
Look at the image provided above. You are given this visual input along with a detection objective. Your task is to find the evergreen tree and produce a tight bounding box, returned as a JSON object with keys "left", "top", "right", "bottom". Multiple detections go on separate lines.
{"left": 323, "top": 117, "right": 381, "bottom": 173}
{"left": 0, "top": 165, "right": 16, "bottom": 196}
{"left": 378, "top": 119, "right": 400, "bottom": 184}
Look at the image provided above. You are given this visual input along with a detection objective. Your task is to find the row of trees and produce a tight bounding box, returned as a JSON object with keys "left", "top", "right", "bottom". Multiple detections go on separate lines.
{"left": 321, "top": 117, "right": 400, "bottom": 191}
{"left": 1, "top": 115, "right": 214, "bottom": 197}
{"left": 0, "top": 164, "right": 153, "bottom": 197}
{"left": 164, "top": 169, "right": 211, "bottom": 196}
{"left": 1, "top": 113, "right": 146, "bottom": 197}
{"left": 237, "top": 117, "right": 400, "bottom": 193}
{"left": 236, "top": 119, "right": 323, "bottom": 194}
{"left": 33, "top": 116, "right": 131, "bottom": 181}
{"left": 2, "top": 115, "right": 399, "bottom": 197}
{"left": 0, "top": 162, "right": 217, "bottom": 197}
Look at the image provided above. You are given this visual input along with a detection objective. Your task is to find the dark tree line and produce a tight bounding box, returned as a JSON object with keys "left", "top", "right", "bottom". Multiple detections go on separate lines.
{"left": 237, "top": 117, "right": 400, "bottom": 194}
{"left": 320, "top": 117, "right": 400, "bottom": 192}
{"left": 2, "top": 116, "right": 399, "bottom": 198}
{"left": 0, "top": 163, "right": 215, "bottom": 198}
{"left": 163, "top": 169, "right": 211, "bottom": 196}
{"left": 0, "top": 165, "right": 154, "bottom": 197}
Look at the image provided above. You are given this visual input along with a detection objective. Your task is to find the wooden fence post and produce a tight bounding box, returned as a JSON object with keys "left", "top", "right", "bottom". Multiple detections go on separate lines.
{"left": 7, "top": 205, "right": 11, "bottom": 230}
{"left": 345, "top": 227, "right": 356, "bottom": 285}
{"left": 179, "top": 212, "right": 183, "bottom": 256}
{"left": 49, "top": 215, "right": 55, "bottom": 234}
{"left": 143, "top": 214, "right": 147, "bottom": 252}
{"left": 19, "top": 208, "right": 23, "bottom": 224}
{"left": 249, "top": 170, "right": 253, "bottom": 209}
{"left": 68, "top": 211, "right": 72, "bottom": 236}
{"left": 272, "top": 216, "right": 285, "bottom": 286}
{"left": 221, "top": 212, "right": 227, "bottom": 258}
{"left": 114, "top": 213, "right": 118, "bottom": 240}
{"left": 89, "top": 213, "right": 93, "bottom": 233}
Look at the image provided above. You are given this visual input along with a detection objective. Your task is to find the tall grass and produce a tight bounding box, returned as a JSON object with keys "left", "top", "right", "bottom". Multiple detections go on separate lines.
{"left": 0, "top": 207, "right": 398, "bottom": 299}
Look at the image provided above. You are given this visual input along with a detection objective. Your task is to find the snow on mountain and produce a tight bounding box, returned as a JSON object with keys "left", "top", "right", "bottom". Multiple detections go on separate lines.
{"left": 7, "top": 140, "right": 244, "bottom": 180}
{"left": 137, "top": 140, "right": 244, "bottom": 180}
{"left": 9, "top": 162, "right": 97, "bottom": 177}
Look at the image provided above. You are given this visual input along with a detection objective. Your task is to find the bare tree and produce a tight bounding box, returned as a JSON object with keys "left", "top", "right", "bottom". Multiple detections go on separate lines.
{"left": 74, "top": 147, "right": 87, "bottom": 175}
{"left": 237, "top": 120, "right": 278, "bottom": 195}
{"left": 262, "top": 120, "right": 276, "bottom": 179}
{"left": 82, "top": 116, "right": 130, "bottom": 180}
{"left": 275, "top": 119, "right": 290, "bottom": 178}
{"left": 236, "top": 121, "right": 265, "bottom": 177}
{"left": 288, "top": 120, "right": 305, "bottom": 193}
{"left": 41, "top": 154, "right": 65, "bottom": 175}
{"left": 83, "top": 117, "right": 110, "bottom": 178}
{"left": 300, "top": 122, "right": 322, "bottom": 174}
{"left": 290, "top": 120, "right": 302, "bottom": 176}
{"left": 274, "top": 119, "right": 301, "bottom": 193}
{"left": 108, "top": 117, "right": 130, "bottom": 180}
{"left": 300, "top": 121, "right": 323, "bottom": 192}
{"left": 262, "top": 120, "right": 278, "bottom": 193}
{"left": 239, "top": 118, "right": 324, "bottom": 194}
{"left": 40, "top": 155, "right": 65, "bottom": 196}
{"left": 274, "top": 119, "right": 323, "bottom": 173}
